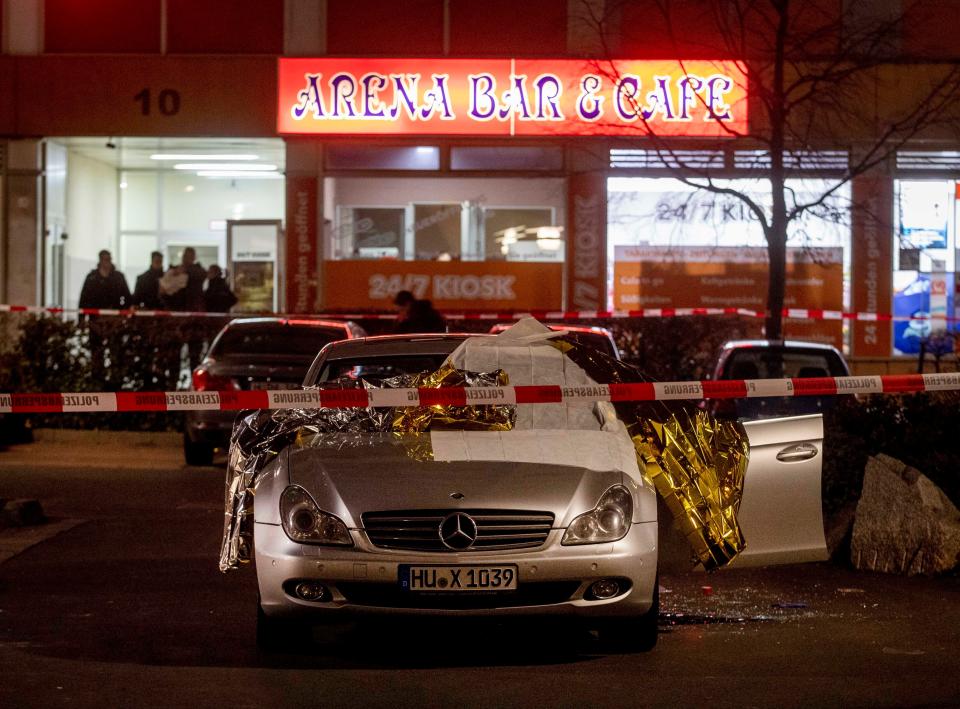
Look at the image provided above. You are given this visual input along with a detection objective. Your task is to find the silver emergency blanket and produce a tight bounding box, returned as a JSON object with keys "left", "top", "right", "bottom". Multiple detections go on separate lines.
{"left": 219, "top": 368, "right": 512, "bottom": 571}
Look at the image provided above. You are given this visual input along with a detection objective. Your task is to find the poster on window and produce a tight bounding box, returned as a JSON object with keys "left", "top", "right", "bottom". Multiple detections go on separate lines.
{"left": 607, "top": 180, "right": 850, "bottom": 249}
{"left": 897, "top": 181, "right": 949, "bottom": 250}
{"left": 613, "top": 245, "right": 843, "bottom": 346}
{"left": 893, "top": 271, "right": 957, "bottom": 354}
{"left": 232, "top": 262, "right": 275, "bottom": 313}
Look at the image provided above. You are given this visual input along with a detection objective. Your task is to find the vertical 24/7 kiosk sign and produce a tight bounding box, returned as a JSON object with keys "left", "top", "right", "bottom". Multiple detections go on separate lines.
{"left": 277, "top": 58, "right": 747, "bottom": 136}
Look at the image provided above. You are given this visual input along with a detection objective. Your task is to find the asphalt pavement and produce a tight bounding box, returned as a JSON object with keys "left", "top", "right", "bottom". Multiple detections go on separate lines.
{"left": 0, "top": 431, "right": 958, "bottom": 709}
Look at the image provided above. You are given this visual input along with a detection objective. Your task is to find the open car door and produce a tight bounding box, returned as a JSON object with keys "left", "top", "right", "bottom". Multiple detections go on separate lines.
{"left": 731, "top": 414, "right": 828, "bottom": 567}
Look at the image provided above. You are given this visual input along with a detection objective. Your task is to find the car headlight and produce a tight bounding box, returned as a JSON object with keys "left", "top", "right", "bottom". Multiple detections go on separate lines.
{"left": 280, "top": 486, "right": 353, "bottom": 546}
{"left": 561, "top": 485, "right": 633, "bottom": 545}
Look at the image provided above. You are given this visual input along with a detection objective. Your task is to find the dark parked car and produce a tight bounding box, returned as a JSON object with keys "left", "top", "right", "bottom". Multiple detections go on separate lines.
{"left": 303, "top": 333, "right": 483, "bottom": 385}
{"left": 712, "top": 339, "right": 850, "bottom": 419}
{"left": 183, "top": 317, "right": 365, "bottom": 465}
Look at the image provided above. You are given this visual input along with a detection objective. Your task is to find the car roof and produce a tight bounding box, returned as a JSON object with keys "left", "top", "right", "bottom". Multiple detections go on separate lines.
{"left": 721, "top": 339, "right": 843, "bottom": 354}
{"left": 316, "top": 332, "right": 492, "bottom": 359}
{"left": 224, "top": 317, "right": 352, "bottom": 331}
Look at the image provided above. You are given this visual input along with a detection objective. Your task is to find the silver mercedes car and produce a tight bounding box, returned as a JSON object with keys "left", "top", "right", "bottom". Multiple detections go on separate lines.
{"left": 240, "top": 328, "right": 827, "bottom": 652}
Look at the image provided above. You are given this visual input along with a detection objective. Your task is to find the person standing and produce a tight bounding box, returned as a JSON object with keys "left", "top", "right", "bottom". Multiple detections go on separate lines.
{"left": 160, "top": 247, "right": 206, "bottom": 312}
{"left": 78, "top": 249, "right": 131, "bottom": 310}
{"left": 131, "top": 251, "right": 165, "bottom": 309}
{"left": 78, "top": 249, "right": 130, "bottom": 389}
{"left": 159, "top": 247, "right": 208, "bottom": 370}
{"left": 392, "top": 290, "right": 416, "bottom": 332}
{"left": 203, "top": 265, "right": 238, "bottom": 313}
{"left": 395, "top": 298, "right": 446, "bottom": 333}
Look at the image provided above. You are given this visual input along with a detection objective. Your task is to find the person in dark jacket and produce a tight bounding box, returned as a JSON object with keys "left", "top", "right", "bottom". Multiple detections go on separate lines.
{"left": 203, "top": 265, "right": 238, "bottom": 313}
{"left": 131, "top": 251, "right": 164, "bottom": 309}
{"left": 78, "top": 249, "right": 131, "bottom": 310}
{"left": 392, "top": 289, "right": 416, "bottom": 332}
{"left": 395, "top": 298, "right": 446, "bottom": 334}
{"left": 160, "top": 246, "right": 206, "bottom": 312}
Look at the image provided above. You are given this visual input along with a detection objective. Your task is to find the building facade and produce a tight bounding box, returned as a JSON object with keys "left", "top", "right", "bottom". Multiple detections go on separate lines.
{"left": 2, "top": 0, "right": 959, "bottom": 367}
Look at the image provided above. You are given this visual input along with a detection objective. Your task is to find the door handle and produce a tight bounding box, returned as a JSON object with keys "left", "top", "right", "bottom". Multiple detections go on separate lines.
{"left": 776, "top": 443, "right": 819, "bottom": 462}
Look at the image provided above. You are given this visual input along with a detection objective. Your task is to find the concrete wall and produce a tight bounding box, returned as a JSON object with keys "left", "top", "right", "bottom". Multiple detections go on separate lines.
{"left": 2, "top": 140, "right": 41, "bottom": 307}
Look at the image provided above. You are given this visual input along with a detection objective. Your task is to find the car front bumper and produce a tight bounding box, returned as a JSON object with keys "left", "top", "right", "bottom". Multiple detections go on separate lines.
{"left": 255, "top": 520, "right": 658, "bottom": 620}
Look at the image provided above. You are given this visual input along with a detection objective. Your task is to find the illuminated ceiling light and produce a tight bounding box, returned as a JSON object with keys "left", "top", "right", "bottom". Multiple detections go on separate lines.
{"left": 535, "top": 225, "right": 564, "bottom": 251}
{"left": 535, "top": 226, "right": 563, "bottom": 239}
{"left": 499, "top": 227, "right": 519, "bottom": 245}
{"left": 415, "top": 146, "right": 435, "bottom": 154}
{"left": 119, "top": 180, "right": 128, "bottom": 190}
{"left": 150, "top": 153, "right": 259, "bottom": 161}
{"left": 185, "top": 185, "right": 195, "bottom": 192}
{"left": 196, "top": 171, "right": 283, "bottom": 178}
{"left": 174, "top": 163, "right": 277, "bottom": 171}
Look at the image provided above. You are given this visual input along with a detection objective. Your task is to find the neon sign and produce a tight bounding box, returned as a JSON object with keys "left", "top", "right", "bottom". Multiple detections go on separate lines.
{"left": 277, "top": 58, "right": 747, "bottom": 137}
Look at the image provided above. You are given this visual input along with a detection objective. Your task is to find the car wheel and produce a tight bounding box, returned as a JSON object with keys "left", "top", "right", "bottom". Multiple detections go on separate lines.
{"left": 183, "top": 433, "right": 214, "bottom": 466}
{"left": 256, "top": 601, "right": 311, "bottom": 651}
{"left": 597, "top": 577, "right": 660, "bottom": 652}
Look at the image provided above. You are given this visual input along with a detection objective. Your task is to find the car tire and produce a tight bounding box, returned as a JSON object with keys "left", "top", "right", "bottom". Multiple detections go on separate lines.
{"left": 597, "top": 577, "right": 660, "bottom": 652}
{"left": 256, "top": 602, "right": 311, "bottom": 651}
{"left": 183, "top": 433, "right": 214, "bottom": 466}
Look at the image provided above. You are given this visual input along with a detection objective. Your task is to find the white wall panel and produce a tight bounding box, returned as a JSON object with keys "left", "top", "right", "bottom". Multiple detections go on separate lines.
{"left": 64, "top": 151, "right": 118, "bottom": 309}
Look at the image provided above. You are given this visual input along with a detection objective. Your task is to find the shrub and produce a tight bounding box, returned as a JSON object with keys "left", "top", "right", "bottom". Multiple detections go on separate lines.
{"left": 823, "top": 391, "right": 960, "bottom": 511}
{"left": 0, "top": 314, "right": 229, "bottom": 432}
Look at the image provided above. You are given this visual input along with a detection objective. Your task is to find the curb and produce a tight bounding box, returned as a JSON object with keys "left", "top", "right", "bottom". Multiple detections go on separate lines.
{"left": 31, "top": 428, "right": 182, "bottom": 447}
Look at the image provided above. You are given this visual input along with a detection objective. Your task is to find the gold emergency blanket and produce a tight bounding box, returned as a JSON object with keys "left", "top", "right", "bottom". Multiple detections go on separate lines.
{"left": 392, "top": 362, "right": 514, "bottom": 434}
{"left": 631, "top": 410, "right": 749, "bottom": 571}
{"left": 555, "top": 334, "right": 750, "bottom": 570}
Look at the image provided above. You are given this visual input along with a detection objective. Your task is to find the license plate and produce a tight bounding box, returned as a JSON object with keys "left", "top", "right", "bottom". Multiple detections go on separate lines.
{"left": 399, "top": 565, "right": 518, "bottom": 592}
{"left": 250, "top": 381, "right": 299, "bottom": 391}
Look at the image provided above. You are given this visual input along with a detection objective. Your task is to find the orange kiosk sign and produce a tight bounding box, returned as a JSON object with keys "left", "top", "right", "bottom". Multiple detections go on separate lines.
{"left": 614, "top": 246, "right": 844, "bottom": 346}
{"left": 278, "top": 58, "right": 747, "bottom": 137}
{"left": 325, "top": 260, "right": 563, "bottom": 311}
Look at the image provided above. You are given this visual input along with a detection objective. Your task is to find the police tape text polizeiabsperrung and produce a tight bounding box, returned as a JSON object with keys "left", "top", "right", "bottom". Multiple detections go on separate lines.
{"left": 1, "top": 373, "right": 958, "bottom": 413}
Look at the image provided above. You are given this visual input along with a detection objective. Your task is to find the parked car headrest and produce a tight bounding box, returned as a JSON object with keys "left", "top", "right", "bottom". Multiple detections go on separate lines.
{"left": 728, "top": 360, "right": 759, "bottom": 380}
{"left": 796, "top": 366, "right": 829, "bottom": 378}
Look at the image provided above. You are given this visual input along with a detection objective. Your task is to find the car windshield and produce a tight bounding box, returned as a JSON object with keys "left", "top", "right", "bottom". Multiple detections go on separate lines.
{"left": 563, "top": 332, "right": 617, "bottom": 359}
{"left": 318, "top": 354, "right": 453, "bottom": 382}
{"left": 723, "top": 349, "right": 846, "bottom": 379}
{"left": 212, "top": 323, "right": 345, "bottom": 359}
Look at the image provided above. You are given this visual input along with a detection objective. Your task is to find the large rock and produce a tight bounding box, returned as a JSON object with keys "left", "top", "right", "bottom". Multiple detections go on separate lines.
{"left": 850, "top": 454, "right": 960, "bottom": 575}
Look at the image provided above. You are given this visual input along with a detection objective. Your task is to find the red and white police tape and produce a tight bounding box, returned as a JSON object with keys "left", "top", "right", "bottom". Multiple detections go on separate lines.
{"left": 3, "top": 373, "right": 959, "bottom": 413}
{"left": 2, "top": 303, "right": 959, "bottom": 323}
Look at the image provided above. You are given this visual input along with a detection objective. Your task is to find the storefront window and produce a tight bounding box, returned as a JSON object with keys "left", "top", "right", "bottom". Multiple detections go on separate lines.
{"left": 326, "top": 177, "right": 565, "bottom": 263}
{"left": 326, "top": 145, "right": 440, "bottom": 171}
{"left": 607, "top": 177, "right": 851, "bottom": 347}
{"left": 450, "top": 146, "right": 563, "bottom": 171}
{"left": 892, "top": 178, "right": 958, "bottom": 354}
{"left": 483, "top": 207, "right": 560, "bottom": 262}
{"left": 337, "top": 207, "right": 405, "bottom": 258}
{"left": 323, "top": 176, "right": 565, "bottom": 311}
{"left": 413, "top": 203, "right": 462, "bottom": 260}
